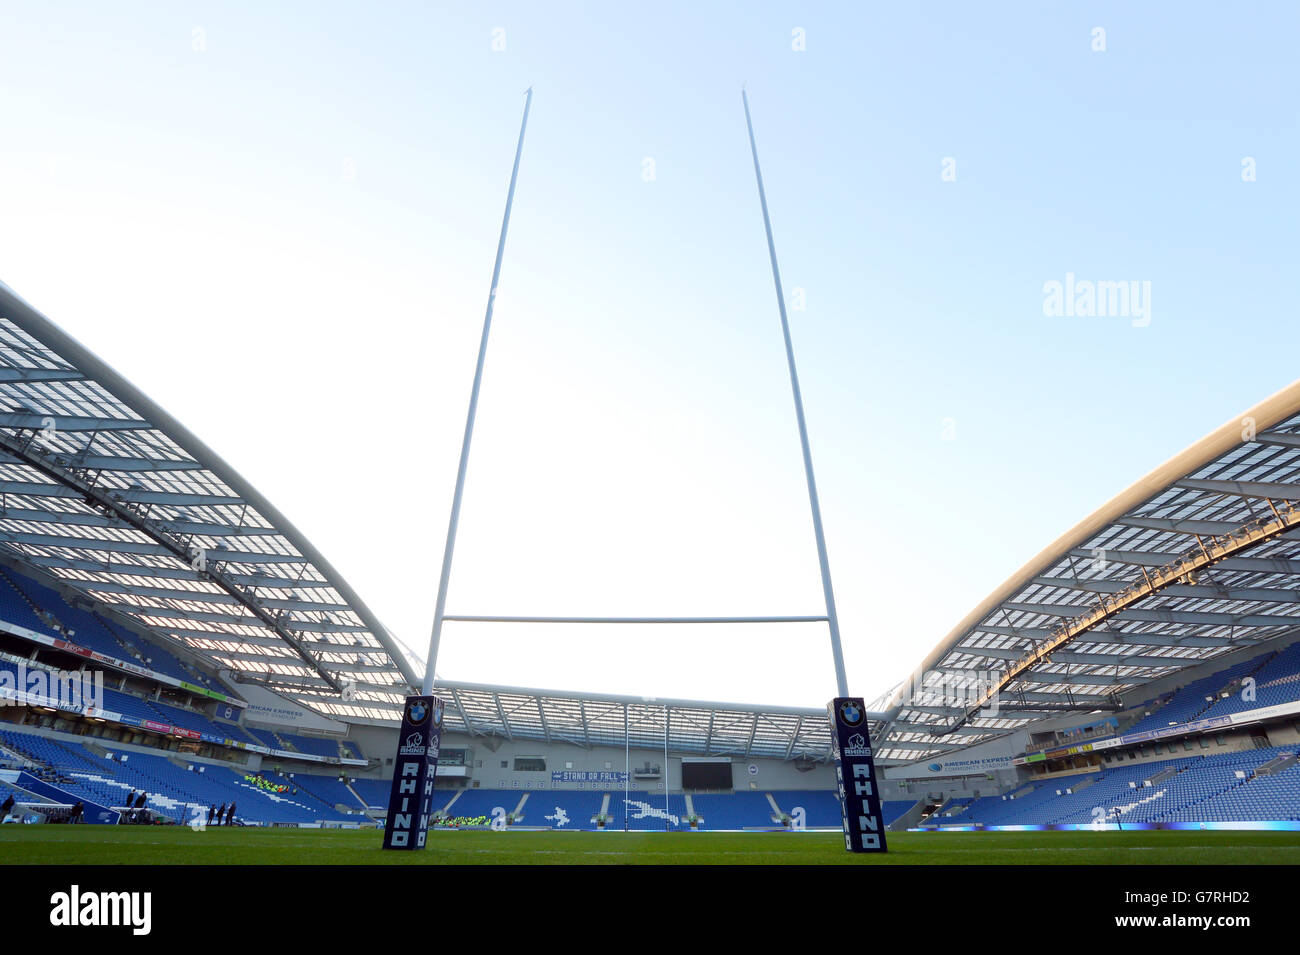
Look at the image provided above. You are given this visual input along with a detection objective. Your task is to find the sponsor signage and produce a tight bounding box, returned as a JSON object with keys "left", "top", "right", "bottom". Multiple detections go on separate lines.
{"left": 1, "top": 615, "right": 240, "bottom": 704}
{"left": 827, "top": 697, "right": 888, "bottom": 853}
{"left": 235, "top": 682, "right": 348, "bottom": 732}
{"left": 549, "top": 771, "right": 630, "bottom": 783}
{"left": 382, "top": 695, "right": 445, "bottom": 851}
{"left": 1013, "top": 696, "right": 1300, "bottom": 766}
{"left": 0, "top": 653, "right": 365, "bottom": 766}
{"left": 885, "top": 754, "right": 1016, "bottom": 778}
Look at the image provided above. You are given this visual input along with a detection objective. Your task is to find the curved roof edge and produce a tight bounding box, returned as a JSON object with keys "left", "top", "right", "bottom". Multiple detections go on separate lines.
{"left": 433, "top": 678, "right": 830, "bottom": 718}
{"left": 0, "top": 281, "right": 420, "bottom": 690}
{"left": 883, "top": 377, "right": 1300, "bottom": 716}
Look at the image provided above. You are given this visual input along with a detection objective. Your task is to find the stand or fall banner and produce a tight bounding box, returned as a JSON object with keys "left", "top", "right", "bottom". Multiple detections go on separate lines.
{"left": 828, "top": 697, "right": 888, "bottom": 853}
{"left": 382, "top": 695, "right": 445, "bottom": 850}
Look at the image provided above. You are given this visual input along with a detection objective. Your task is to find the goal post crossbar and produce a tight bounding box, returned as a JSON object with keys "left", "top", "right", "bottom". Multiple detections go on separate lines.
{"left": 441, "top": 615, "right": 829, "bottom": 625}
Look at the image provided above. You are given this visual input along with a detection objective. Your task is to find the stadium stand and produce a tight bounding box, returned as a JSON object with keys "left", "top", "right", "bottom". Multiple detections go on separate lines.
{"left": 0, "top": 569, "right": 168, "bottom": 677}
{"left": 0, "top": 569, "right": 59, "bottom": 638}
{"left": 0, "top": 565, "right": 227, "bottom": 692}
{"left": 1197, "top": 645, "right": 1300, "bottom": 722}
{"left": 1174, "top": 758, "right": 1300, "bottom": 823}
{"left": 770, "top": 789, "right": 840, "bottom": 826}
{"left": 934, "top": 746, "right": 1300, "bottom": 828}
{"left": 597, "top": 791, "right": 690, "bottom": 831}
{"left": 440, "top": 788, "right": 517, "bottom": 821}
{"left": 278, "top": 733, "right": 344, "bottom": 759}
{"left": 10, "top": 694, "right": 1300, "bottom": 830}
{"left": 286, "top": 773, "right": 367, "bottom": 812}
{"left": 8, "top": 611, "right": 1300, "bottom": 833}
{"left": 0, "top": 724, "right": 368, "bottom": 825}
{"left": 1125, "top": 658, "right": 1264, "bottom": 735}
{"left": 144, "top": 699, "right": 224, "bottom": 737}
{"left": 348, "top": 776, "right": 392, "bottom": 809}
{"left": 691, "top": 790, "right": 778, "bottom": 829}
{"left": 517, "top": 790, "right": 606, "bottom": 828}
{"left": 0, "top": 777, "right": 53, "bottom": 804}
{"left": 242, "top": 727, "right": 285, "bottom": 751}
{"left": 96, "top": 614, "right": 211, "bottom": 688}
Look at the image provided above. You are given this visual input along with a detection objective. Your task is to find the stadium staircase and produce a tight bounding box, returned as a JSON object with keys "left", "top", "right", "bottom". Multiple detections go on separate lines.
{"left": 342, "top": 779, "right": 374, "bottom": 813}
{"left": 1186, "top": 697, "right": 1227, "bottom": 726}
{"left": 0, "top": 775, "right": 55, "bottom": 806}
{"left": 46, "top": 738, "right": 99, "bottom": 772}
{"left": 1234, "top": 651, "right": 1280, "bottom": 695}
{"left": 10, "top": 770, "right": 120, "bottom": 822}
{"left": 1144, "top": 766, "right": 1181, "bottom": 785}
{"left": 95, "top": 613, "right": 217, "bottom": 689}
{"left": 229, "top": 776, "right": 327, "bottom": 820}
{"left": 93, "top": 613, "right": 147, "bottom": 662}
{"left": 0, "top": 734, "right": 44, "bottom": 770}
{"left": 887, "top": 799, "right": 928, "bottom": 831}
{"left": 934, "top": 796, "right": 975, "bottom": 819}
{"left": 79, "top": 739, "right": 111, "bottom": 761}
{"left": 1185, "top": 655, "right": 1276, "bottom": 724}
{"left": 0, "top": 740, "right": 31, "bottom": 768}
{"left": 439, "top": 790, "right": 465, "bottom": 817}
{"left": 269, "top": 773, "right": 344, "bottom": 815}
{"left": 1255, "top": 754, "right": 1298, "bottom": 776}
{"left": 0, "top": 569, "right": 74, "bottom": 645}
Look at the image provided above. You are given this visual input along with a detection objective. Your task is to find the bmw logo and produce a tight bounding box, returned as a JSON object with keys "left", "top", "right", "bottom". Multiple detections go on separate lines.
{"left": 407, "top": 700, "right": 429, "bottom": 725}
{"left": 838, "top": 701, "right": 863, "bottom": 727}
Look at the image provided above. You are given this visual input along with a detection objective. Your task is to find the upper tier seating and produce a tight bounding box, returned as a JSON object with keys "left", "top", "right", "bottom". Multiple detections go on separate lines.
{"left": 0, "top": 566, "right": 220, "bottom": 689}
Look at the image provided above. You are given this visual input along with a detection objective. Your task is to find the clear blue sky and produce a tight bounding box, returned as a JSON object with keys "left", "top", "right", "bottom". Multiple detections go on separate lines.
{"left": 1, "top": 2, "right": 1296, "bottom": 707}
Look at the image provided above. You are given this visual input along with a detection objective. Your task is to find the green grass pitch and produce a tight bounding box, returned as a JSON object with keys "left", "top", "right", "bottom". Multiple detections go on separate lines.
{"left": 2, "top": 827, "right": 1300, "bottom": 864}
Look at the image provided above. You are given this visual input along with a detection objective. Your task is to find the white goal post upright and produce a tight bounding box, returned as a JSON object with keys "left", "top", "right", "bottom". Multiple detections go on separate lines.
{"left": 421, "top": 88, "right": 533, "bottom": 696}
{"left": 743, "top": 91, "right": 886, "bottom": 853}
{"left": 741, "top": 88, "right": 850, "bottom": 699}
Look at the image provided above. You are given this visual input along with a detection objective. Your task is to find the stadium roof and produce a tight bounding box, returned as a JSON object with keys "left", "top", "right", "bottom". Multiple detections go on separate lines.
{"left": 0, "top": 281, "right": 837, "bottom": 758}
{"left": 869, "top": 379, "right": 1300, "bottom": 764}
{"left": 5, "top": 281, "right": 1300, "bottom": 766}
{"left": 428, "top": 680, "right": 832, "bottom": 761}
{"left": 0, "top": 281, "right": 420, "bottom": 720}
